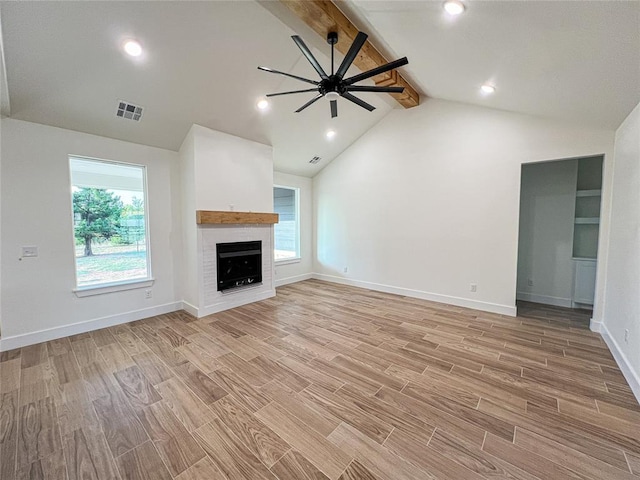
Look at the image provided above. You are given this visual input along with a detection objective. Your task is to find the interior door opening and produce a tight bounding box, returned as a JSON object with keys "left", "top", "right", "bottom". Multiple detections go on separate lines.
{"left": 516, "top": 155, "right": 603, "bottom": 317}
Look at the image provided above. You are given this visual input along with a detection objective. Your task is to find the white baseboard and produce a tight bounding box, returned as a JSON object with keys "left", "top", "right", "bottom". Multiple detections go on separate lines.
{"left": 312, "top": 273, "right": 517, "bottom": 316}
{"left": 197, "top": 289, "right": 276, "bottom": 318}
{"left": 0, "top": 301, "right": 182, "bottom": 352}
{"left": 181, "top": 300, "right": 199, "bottom": 318}
{"left": 276, "top": 273, "right": 313, "bottom": 287}
{"left": 589, "top": 319, "right": 603, "bottom": 333}
{"left": 0, "top": 276, "right": 528, "bottom": 350}
{"left": 516, "top": 292, "right": 573, "bottom": 308}
{"left": 596, "top": 322, "right": 640, "bottom": 404}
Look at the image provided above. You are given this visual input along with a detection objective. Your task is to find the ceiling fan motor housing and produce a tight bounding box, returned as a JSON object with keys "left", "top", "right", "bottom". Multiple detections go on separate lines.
{"left": 319, "top": 77, "right": 345, "bottom": 97}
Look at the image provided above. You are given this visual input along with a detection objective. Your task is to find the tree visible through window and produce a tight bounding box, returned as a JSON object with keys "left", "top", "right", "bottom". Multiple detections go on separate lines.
{"left": 73, "top": 188, "right": 123, "bottom": 256}
{"left": 274, "top": 186, "right": 299, "bottom": 261}
{"left": 70, "top": 157, "right": 150, "bottom": 287}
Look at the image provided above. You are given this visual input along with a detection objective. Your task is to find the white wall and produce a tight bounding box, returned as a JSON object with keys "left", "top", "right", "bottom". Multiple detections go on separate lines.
{"left": 0, "top": 117, "right": 3, "bottom": 337}
{"left": 0, "top": 119, "right": 281, "bottom": 346}
{"left": 0, "top": 12, "right": 7, "bottom": 339}
{"left": 600, "top": 101, "right": 640, "bottom": 400}
{"left": 179, "top": 127, "right": 198, "bottom": 309}
{"left": 516, "top": 160, "right": 578, "bottom": 307}
{"left": 274, "top": 171, "right": 313, "bottom": 286}
{"left": 313, "top": 98, "right": 615, "bottom": 316}
{"left": 191, "top": 124, "right": 273, "bottom": 212}
{"left": 1, "top": 119, "right": 181, "bottom": 348}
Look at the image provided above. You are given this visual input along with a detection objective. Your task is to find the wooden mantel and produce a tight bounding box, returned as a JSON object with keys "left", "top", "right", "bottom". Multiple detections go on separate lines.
{"left": 196, "top": 210, "right": 279, "bottom": 225}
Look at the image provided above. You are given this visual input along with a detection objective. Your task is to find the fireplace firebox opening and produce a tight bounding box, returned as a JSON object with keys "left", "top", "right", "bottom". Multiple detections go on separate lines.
{"left": 216, "top": 241, "right": 262, "bottom": 291}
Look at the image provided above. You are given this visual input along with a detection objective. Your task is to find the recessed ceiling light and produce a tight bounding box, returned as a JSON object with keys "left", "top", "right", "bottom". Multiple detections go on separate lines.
{"left": 123, "top": 40, "right": 142, "bottom": 57}
{"left": 326, "top": 130, "right": 336, "bottom": 139}
{"left": 256, "top": 99, "right": 269, "bottom": 110}
{"left": 443, "top": 0, "right": 465, "bottom": 15}
{"left": 480, "top": 84, "right": 496, "bottom": 94}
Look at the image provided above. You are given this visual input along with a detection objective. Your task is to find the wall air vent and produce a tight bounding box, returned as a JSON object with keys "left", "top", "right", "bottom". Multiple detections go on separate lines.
{"left": 309, "top": 156, "right": 321, "bottom": 164}
{"left": 116, "top": 100, "right": 143, "bottom": 121}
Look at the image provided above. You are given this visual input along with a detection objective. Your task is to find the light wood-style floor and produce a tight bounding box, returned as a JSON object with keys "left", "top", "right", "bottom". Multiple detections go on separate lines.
{"left": 1, "top": 279, "right": 639, "bottom": 480}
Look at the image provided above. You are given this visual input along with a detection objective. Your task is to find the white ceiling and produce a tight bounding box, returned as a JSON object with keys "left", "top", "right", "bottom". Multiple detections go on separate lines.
{"left": 343, "top": 0, "right": 640, "bottom": 131}
{"left": 1, "top": 1, "right": 639, "bottom": 177}
{"left": 0, "top": 1, "right": 394, "bottom": 177}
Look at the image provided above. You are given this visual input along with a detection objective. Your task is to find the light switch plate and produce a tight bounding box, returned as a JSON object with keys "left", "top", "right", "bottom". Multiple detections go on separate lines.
{"left": 21, "top": 246, "right": 38, "bottom": 257}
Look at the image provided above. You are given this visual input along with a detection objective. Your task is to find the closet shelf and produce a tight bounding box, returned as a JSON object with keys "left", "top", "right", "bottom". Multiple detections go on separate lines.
{"left": 574, "top": 217, "right": 599, "bottom": 225}
{"left": 576, "top": 189, "right": 601, "bottom": 197}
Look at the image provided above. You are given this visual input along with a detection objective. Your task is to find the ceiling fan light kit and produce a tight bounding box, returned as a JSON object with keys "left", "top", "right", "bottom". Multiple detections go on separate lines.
{"left": 258, "top": 31, "right": 409, "bottom": 118}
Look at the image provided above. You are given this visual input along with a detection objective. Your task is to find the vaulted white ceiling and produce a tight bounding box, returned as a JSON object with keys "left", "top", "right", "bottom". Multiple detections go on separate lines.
{"left": 343, "top": 0, "right": 640, "bottom": 131}
{"left": 1, "top": 1, "right": 639, "bottom": 177}
{"left": 0, "top": 1, "right": 394, "bottom": 176}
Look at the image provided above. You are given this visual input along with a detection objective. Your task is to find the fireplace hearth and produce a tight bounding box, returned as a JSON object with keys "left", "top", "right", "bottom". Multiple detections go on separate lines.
{"left": 216, "top": 241, "right": 262, "bottom": 291}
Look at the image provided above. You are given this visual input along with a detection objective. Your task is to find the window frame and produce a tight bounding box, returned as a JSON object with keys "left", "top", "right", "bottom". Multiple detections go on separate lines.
{"left": 68, "top": 155, "right": 153, "bottom": 296}
{"left": 273, "top": 184, "right": 301, "bottom": 264}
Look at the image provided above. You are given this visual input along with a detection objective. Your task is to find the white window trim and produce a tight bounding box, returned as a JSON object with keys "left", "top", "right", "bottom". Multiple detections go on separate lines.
{"left": 274, "top": 184, "right": 301, "bottom": 261}
{"left": 69, "top": 155, "right": 153, "bottom": 292}
{"left": 275, "top": 257, "right": 301, "bottom": 265}
{"left": 73, "top": 278, "right": 155, "bottom": 297}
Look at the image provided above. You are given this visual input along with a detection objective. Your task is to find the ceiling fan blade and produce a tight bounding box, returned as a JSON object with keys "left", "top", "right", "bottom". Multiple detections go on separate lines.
{"left": 257, "top": 66, "right": 319, "bottom": 86}
{"left": 341, "top": 92, "right": 376, "bottom": 112}
{"left": 345, "top": 85, "right": 405, "bottom": 93}
{"left": 266, "top": 88, "right": 319, "bottom": 97}
{"left": 343, "top": 57, "right": 408, "bottom": 85}
{"left": 330, "top": 100, "right": 338, "bottom": 118}
{"left": 335, "top": 31, "right": 368, "bottom": 79}
{"left": 295, "top": 94, "right": 323, "bottom": 113}
{"left": 291, "top": 35, "right": 329, "bottom": 80}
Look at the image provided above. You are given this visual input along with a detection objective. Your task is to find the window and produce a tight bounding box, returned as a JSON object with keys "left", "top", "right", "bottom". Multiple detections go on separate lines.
{"left": 69, "top": 156, "right": 151, "bottom": 290}
{"left": 273, "top": 186, "right": 300, "bottom": 261}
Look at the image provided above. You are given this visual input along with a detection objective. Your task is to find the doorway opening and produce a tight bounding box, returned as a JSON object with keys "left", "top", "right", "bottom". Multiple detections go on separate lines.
{"left": 516, "top": 155, "right": 603, "bottom": 320}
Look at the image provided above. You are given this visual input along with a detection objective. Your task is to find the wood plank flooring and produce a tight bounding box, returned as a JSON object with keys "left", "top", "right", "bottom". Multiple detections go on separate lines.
{"left": 0, "top": 279, "right": 638, "bottom": 479}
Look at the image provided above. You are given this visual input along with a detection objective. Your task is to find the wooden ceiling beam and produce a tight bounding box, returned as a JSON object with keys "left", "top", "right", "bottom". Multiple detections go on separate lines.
{"left": 279, "top": 0, "right": 420, "bottom": 108}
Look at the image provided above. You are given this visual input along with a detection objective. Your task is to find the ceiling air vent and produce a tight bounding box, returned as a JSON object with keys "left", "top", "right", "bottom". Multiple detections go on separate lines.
{"left": 116, "top": 100, "right": 143, "bottom": 121}
{"left": 309, "top": 156, "right": 321, "bottom": 164}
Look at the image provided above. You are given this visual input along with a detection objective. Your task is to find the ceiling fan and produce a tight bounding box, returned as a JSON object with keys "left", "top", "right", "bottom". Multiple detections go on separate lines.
{"left": 258, "top": 31, "right": 408, "bottom": 118}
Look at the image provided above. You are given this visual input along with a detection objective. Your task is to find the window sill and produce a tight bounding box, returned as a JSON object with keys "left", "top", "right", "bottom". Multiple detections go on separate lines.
{"left": 275, "top": 257, "right": 301, "bottom": 266}
{"left": 74, "top": 278, "right": 155, "bottom": 297}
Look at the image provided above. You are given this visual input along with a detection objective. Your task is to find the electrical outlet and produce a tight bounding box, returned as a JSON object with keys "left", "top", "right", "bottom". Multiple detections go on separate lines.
{"left": 470, "top": 283, "right": 477, "bottom": 293}
{"left": 343, "top": 267, "right": 348, "bottom": 273}
{"left": 624, "top": 329, "right": 629, "bottom": 344}
{"left": 21, "top": 246, "right": 38, "bottom": 257}
{"left": 527, "top": 279, "right": 533, "bottom": 287}
{"left": 145, "top": 289, "right": 152, "bottom": 299}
